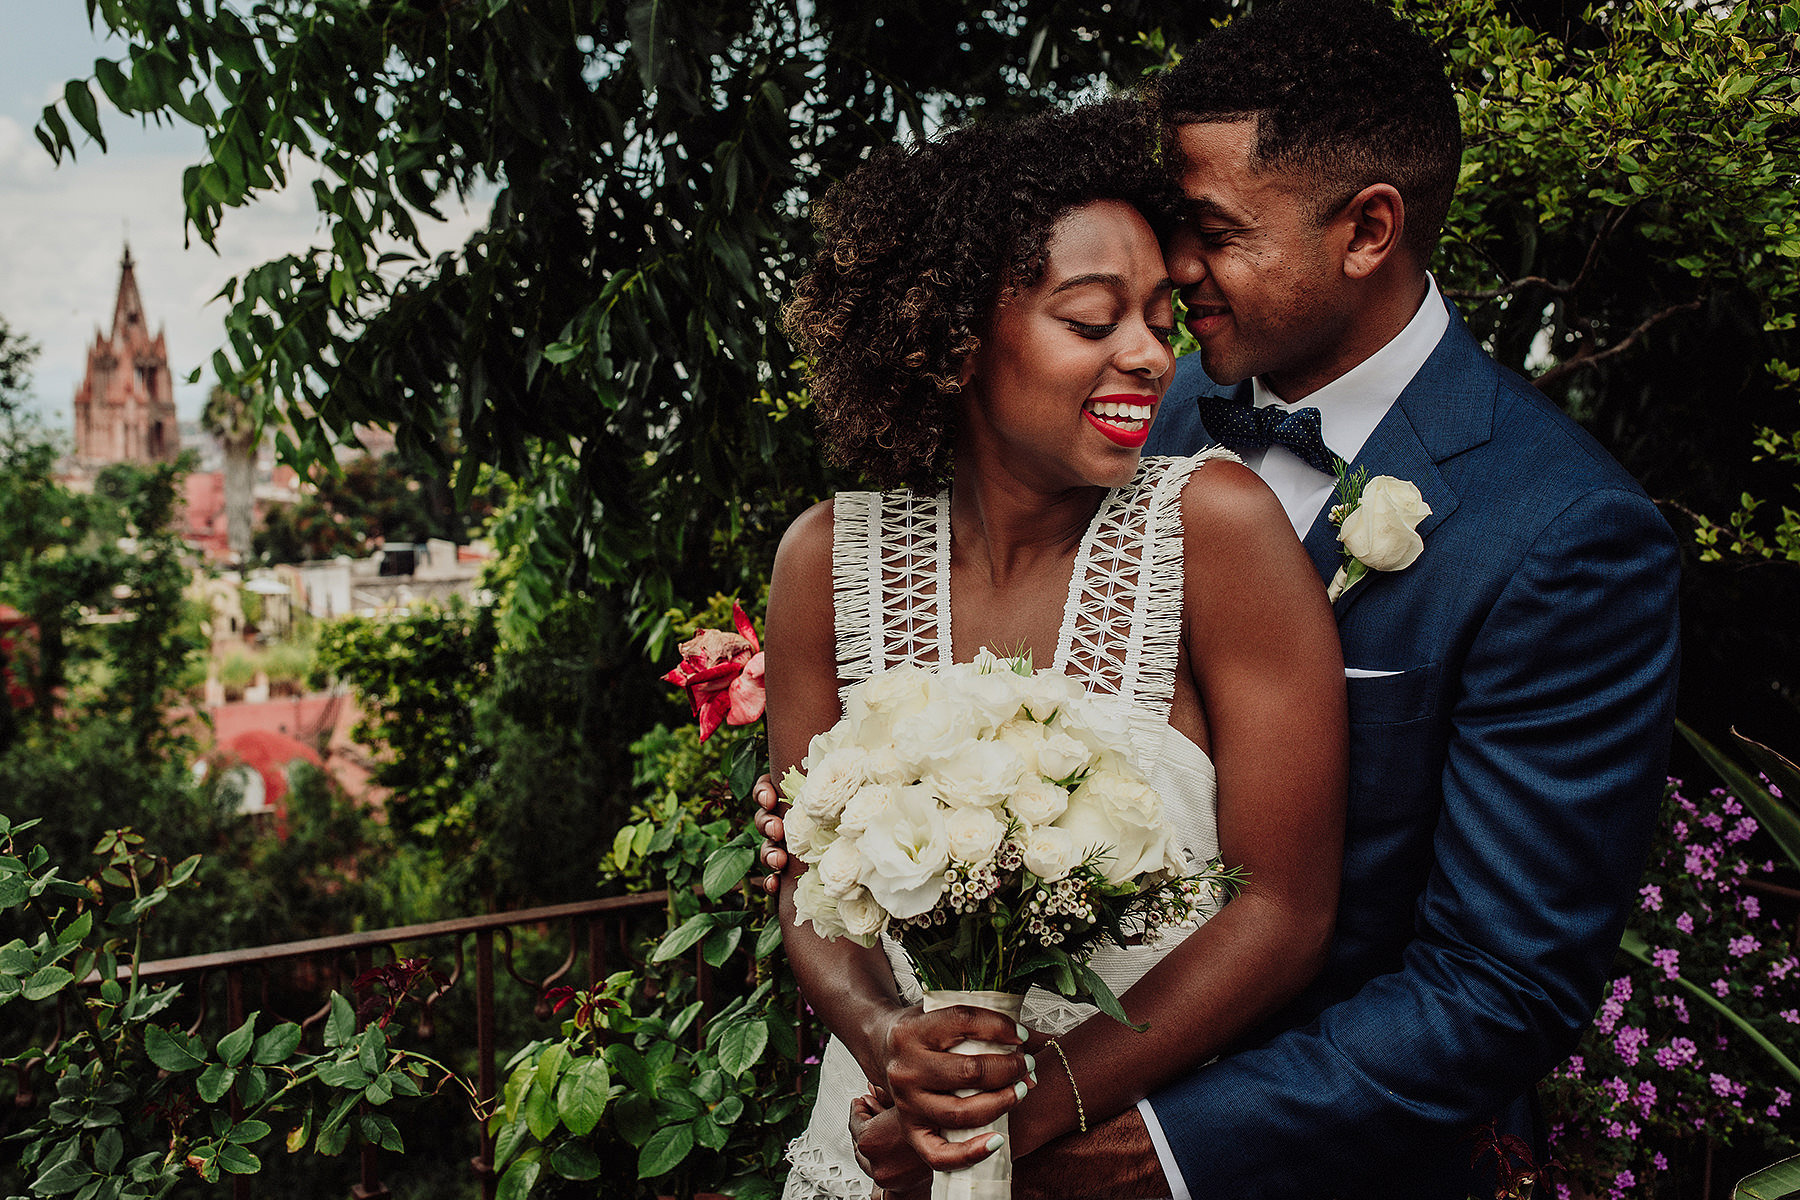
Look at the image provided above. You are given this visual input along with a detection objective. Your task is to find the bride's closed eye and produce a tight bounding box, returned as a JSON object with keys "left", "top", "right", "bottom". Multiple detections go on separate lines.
{"left": 1065, "top": 321, "right": 1119, "bottom": 339}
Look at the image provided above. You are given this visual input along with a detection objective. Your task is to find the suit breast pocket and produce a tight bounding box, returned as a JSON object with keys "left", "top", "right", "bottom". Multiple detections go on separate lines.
{"left": 1344, "top": 661, "right": 1439, "bottom": 727}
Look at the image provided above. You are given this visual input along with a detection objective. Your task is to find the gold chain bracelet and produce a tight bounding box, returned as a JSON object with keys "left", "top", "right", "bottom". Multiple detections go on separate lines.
{"left": 1045, "top": 1036, "right": 1087, "bottom": 1134}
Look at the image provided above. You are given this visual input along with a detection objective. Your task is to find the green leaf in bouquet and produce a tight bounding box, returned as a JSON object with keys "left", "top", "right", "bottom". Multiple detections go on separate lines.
{"left": 1072, "top": 961, "right": 1147, "bottom": 1032}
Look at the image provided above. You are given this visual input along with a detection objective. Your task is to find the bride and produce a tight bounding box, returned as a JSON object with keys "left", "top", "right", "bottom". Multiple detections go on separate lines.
{"left": 766, "top": 98, "right": 1347, "bottom": 1199}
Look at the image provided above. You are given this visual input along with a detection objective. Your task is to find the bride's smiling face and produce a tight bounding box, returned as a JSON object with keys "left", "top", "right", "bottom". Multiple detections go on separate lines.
{"left": 960, "top": 199, "right": 1176, "bottom": 490}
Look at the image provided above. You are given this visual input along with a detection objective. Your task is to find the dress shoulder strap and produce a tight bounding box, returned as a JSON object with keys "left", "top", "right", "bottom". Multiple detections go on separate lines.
{"left": 831, "top": 488, "right": 952, "bottom": 689}
{"left": 1054, "top": 449, "right": 1239, "bottom": 754}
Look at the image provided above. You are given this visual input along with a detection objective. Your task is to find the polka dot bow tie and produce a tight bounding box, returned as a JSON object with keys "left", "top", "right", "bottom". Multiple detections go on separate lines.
{"left": 1196, "top": 394, "right": 1339, "bottom": 475}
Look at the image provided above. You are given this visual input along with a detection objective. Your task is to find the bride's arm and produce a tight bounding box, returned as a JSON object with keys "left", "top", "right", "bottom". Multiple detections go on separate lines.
{"left": 767, "top": 500, "right": 916, "bottom": 1084}
{"left": 1007, "top": 460, "right": 1348, "bottom": 1155}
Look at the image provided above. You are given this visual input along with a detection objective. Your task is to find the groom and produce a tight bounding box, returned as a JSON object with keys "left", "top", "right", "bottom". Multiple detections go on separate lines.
{"left": 1013, "top": 2, "right": 1680, "bottom": 1196}
{"left": 758, "top": 2, "right": 1681, "bottom": 1196}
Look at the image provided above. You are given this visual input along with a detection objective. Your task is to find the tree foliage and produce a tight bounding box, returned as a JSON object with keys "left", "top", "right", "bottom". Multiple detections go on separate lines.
{"left": 43, "top": 0, "right": 1231, "bottom": 645}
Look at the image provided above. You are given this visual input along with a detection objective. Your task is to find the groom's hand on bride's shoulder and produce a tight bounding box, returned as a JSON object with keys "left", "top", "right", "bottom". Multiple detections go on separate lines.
{"left": 751, "top": 773, "right": 786, "bottom": 893}
{"left": 1014, "top": 1107, "right": 1169, "bottom": 1200}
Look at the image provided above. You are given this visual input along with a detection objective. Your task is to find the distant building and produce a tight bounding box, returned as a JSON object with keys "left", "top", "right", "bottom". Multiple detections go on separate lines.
{"left": 72, "top": 245, "right": 180, "bottom": 466}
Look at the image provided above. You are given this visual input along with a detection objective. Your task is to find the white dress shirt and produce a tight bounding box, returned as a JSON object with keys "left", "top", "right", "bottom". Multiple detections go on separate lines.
{"left": 1135, "top": 274, "right": 1449, "bottom": 1200}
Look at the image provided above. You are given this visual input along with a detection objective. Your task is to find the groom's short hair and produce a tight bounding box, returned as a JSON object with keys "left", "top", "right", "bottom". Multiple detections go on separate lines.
{"left": 1156, "top": 0, "right": 1461, "bottom": 263}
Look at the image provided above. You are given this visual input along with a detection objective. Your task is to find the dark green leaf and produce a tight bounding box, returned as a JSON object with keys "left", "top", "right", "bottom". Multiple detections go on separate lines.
{"left": 556, "top": 1056, "right": 611, "bottom": 1136}
{"left": 144, "top": 1026, "right": 206, "bottom": 1072}
{"left": 549, "top": 1140, "right": 603, "bottom": 1180}
{"left": 637, "top": 1122, "right": 695, "bottom": 1180}
{"left": 196, "top": 1062, "right": 238, "bottom": 1103}
{"left": 652, "top": 912, "right": 717, "bottom": 963}
{"left": 715, "top": 1017, "right": 768, "bottom": 1078}
{"left": 496, "top": 1157, "right": 540, "bottom": 1200}
{"left": 252, "top": 1022, "right": 302, "bottom": 1064}
{"left": 218, "top": 1013, "right": 257, "bottom": 1067}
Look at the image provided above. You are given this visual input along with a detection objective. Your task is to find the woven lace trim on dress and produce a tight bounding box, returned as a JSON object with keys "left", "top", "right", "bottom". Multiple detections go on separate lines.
{"left": 832, "top": 490, "right": 950, "bottom": 698}
{"left": 784, "top": 1139, "right": 879, "bottom": 1200}
{"left": 1054, "top": 450, "right": 1238, "bottom": 760}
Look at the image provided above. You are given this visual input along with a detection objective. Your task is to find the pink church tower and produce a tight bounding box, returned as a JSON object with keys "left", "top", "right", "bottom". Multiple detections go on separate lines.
{"left": 72, "top": 245, "right": 180, "bottom": 465}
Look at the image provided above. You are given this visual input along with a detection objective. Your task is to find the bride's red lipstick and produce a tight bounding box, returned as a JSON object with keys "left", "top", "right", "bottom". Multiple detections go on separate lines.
{"left": 1083, "top": 393, "right": 1157, "bottom": 449}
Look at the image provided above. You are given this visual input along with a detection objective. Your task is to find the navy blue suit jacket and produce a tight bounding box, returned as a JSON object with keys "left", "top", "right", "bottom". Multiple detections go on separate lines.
{"left": 1142, "top": 303, "right": 1681, "bottom": 1197}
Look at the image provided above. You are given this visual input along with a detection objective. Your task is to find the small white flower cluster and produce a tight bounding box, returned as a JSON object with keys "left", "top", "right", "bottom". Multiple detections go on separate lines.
{"left": 785, "top": 648, "right": 1187, "bottom": 952}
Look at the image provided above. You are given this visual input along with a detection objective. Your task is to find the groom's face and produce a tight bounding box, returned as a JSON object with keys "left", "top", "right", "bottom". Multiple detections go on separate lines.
{"left": 1166, "top": 120, "right": 1358, "bottom": 403}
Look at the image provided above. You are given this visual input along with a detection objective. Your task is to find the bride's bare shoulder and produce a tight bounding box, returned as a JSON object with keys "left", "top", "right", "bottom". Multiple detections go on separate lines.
{"left": 1177, "top": 456, "right": 1290, "bottom": 545}
{"left": 773, "top": 498, "right": 837, "bottom": 587}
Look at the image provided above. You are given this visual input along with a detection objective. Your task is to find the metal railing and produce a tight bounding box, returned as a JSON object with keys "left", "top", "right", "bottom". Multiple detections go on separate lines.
{"left": 22, "top": 892, "right": 677, "bottom": 1200}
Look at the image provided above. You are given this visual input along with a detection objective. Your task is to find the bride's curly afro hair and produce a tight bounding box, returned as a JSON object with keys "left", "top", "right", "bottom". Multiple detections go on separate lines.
{"left": 784, "top": 97, "right": 1184, "bottom": 491}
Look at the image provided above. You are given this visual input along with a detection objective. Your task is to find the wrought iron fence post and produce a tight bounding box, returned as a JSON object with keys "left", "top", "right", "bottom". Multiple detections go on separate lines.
{"left": 472, "top": 928, "right": 498, "bottom": 1200}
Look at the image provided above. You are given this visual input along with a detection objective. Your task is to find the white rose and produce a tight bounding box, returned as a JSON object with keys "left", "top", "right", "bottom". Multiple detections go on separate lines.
{"left": 1020, "top": 670, "right": 1084, "bottom": 723}
{"left": 891, "top": 697, "right": 975, "bottom": 767}
{"left": 1008, "top": 776, "right": 1070, "bottom": 827}
{"left": 995, "top": 719, "right": 1050, "bottom": 775}
{"left": 1339, "top": 476, "right": 1430, "bottom": 572}
{"left": 1062, "top": 699, "right": 1133, "bottom": 757}
{"left": 1056, "top": 774, "right": 1170, "bottom": 885}
{"left": 795, "top": 747, "right": 868, "bottom": 823}
{"left": 804, "top": 723, "right": 846, "bottom": 766}
{"left": 785, "top": 806, "right": 833, "bottom": 861}
{"left": 847, "top": 665, "right": 935, "bottom": 728}
{"left": 945, "top": 806, "right": 1005, "bottom": 866}
{"left": 856, "top": 783, "right": 950, "bottom": 919}
{"left": 956, "top": 668, "right": 1028, "bottom": 733}
{"left": 1081, "top": 769, "right": 1163, "bottom": 827}
{"left": 816, "top": 836, "right": 865, "bottom": 899}
{"left": 1036, "top": 730, "right": 1093, "bottom": 784}
{"left": 836, "top": 887, "right": 888, "bottom": 945}
{"left": 792, "top": 870, "right": 849, "bottom": 941}
{"left": 1021, "top": 825, "right": 1081, "bottom": 882}
{"left": 839, "top": 783, "right": 896, "bottom": 837}
{"left": 927, "top": 741, "right": 1027, "bottom": 809}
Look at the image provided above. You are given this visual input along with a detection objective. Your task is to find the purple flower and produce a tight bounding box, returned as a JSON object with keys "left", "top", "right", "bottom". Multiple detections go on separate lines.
{"left": 1603, "top": 1076, "right": 1631, "bottom": 1106}
{"left": 1603, "top": 1119, "right": 1624, "bottom": 1139}
{"left": 1729, "top": 935, "right": 1761, "bottom": 957}
{"left": 1712, "top": 978, "right": 1732, "bottom": 997}
{"left": 1771, "top": 957, "right": 1796, "bottom": 982}
{"left": 1722, "top": 797, "right": 1743, "bottom": 816}
{"left": 1653, "top": 1153, "right": 1668, "bottom": 1172}
{"left": 1777, "top": 1089, "right": 1793, "bottom": 1109}
{"left": 1700, "top": 811, "right": 1724, "bottom": 831}
{"left": 1710, "top": 1073, "right": 1747, "bottom": 1099}
{"left": 1639, "top": 883, "right": 1663, "bottom": 911}
{"left": 1652, "top": 947, "right": 1680, "bottom": 980}
{"left": 1634, "top": 1080, "right": 1657, "bottom": 1117}
{"left": 1609, "top": 1169, "right": 1636, "bottom": 1198}
{"left": 1784, "top": 1009, "right": 1800, "bottom": 1024}
{"left": 1741, "top": 894, "right": 1761, "bottom": 920}
{"left": 1656, "top": 1037, "right": 1698, "bottom": 1070}
{"left": 1726, "top": 816, "right": 1758, "bottom": 843}
{"left": 1563, "top": 1054, "right": 1586, "bottom": 1078}
{"left": 1614, "top": 1025, "right": 1649, "bottom": 1066}
{"left": 1676, "top": 912, "right": 1695, "bottom": 934}
{"left": 1673, "top": 819, "right": 1690, "bottom": 842}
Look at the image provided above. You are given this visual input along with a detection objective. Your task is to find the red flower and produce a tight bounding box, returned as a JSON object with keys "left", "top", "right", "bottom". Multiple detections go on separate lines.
{"left": 661, "top": 601, "right": 766, "bottom": 740}
{"left": 0, "top": 605, "right": 38, "bottom": 711}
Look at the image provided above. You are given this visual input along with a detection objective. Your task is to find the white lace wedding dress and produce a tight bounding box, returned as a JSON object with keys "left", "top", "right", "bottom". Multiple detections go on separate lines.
{"left": 782, "top": 451, "right": 1234, "bottom": 1200}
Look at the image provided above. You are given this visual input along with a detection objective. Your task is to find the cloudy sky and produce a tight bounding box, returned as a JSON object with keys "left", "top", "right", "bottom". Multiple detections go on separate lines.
{"left": 0, "top": 2, "right": 484, "bottom": 428}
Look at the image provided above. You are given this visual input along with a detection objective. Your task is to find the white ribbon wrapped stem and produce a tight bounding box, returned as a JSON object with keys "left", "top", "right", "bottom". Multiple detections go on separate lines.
{"left": 923, "top": 990, "right": 1026, "bottom": 1200}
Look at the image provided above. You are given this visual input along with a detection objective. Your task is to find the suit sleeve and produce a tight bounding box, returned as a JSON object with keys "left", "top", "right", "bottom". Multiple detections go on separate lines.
{"left": 1145, "top": 485, "right": 1681, "bottom": 1198}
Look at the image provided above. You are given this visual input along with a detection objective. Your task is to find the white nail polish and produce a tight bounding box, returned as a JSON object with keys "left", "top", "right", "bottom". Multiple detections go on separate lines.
{"left": 1014, "top": 1080, "right": 1028, "bottom": 1101}
{"left": 985, "top": 1134, "right": 1005, "bottom": 1152}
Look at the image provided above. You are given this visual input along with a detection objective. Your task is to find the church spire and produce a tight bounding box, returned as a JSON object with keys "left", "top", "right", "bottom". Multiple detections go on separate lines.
{"left": 111, "top": 243, "right": 146, "bottom": 340}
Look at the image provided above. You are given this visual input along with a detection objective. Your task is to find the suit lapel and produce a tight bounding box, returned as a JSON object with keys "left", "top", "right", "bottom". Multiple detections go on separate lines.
{"left": 1304, "top": 306, "right": 1496, "bottom": 619}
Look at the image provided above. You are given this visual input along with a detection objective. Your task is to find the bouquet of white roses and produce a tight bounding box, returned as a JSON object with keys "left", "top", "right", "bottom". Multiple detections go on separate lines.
{"left": 782, "top": 650, "right": 1234, "bottom": 1198}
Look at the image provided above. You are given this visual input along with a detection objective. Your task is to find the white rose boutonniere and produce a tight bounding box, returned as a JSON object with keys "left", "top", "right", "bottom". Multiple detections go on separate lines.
{"left": 1327, "top": 468, "right": 1431, "bottom": 602}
